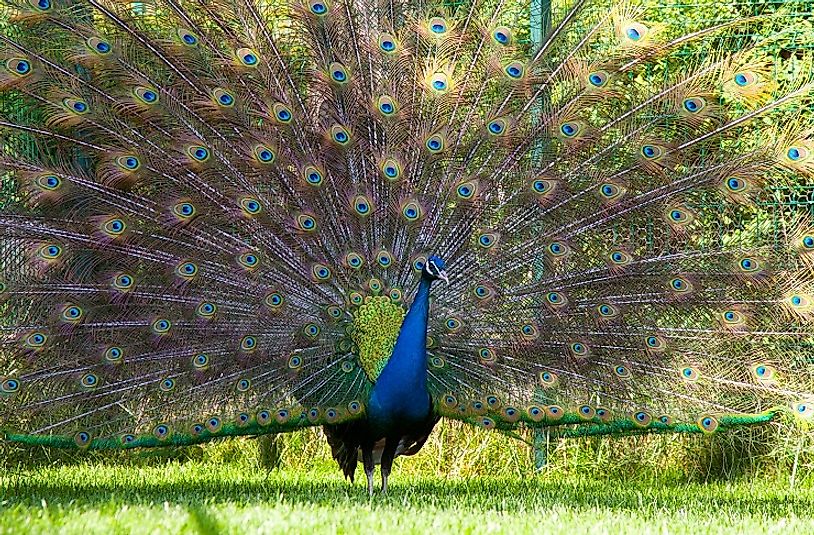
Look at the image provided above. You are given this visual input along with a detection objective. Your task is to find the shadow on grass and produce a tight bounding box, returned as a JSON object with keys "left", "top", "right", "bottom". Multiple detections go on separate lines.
{"left": 2, "top": 469, "right": 813, "bottom": 518}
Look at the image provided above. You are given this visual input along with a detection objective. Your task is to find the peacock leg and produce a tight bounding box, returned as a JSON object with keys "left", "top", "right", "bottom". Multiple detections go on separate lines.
{"left": 380, "top": 437, "right": 400, "bottom": 494}
{"left": 362, "top": 446, "right": 375, "bottom": 496}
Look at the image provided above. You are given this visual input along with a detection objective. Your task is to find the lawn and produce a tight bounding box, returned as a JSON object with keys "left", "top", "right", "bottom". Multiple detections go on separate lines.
{"left": 2, "top": 459, "right": 813, "bottom": 534}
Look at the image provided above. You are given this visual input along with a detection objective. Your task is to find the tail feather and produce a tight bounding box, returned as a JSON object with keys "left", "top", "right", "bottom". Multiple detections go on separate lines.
{"left": 1, "top": 0, "right": 813, "bottom": 449}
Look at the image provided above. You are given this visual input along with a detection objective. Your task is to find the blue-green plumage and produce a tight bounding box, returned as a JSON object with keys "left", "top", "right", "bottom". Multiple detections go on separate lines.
{"left": 326, "top": 257, "right": 447, "bottom": 493}
{"left": 369, "top": 267, "right": 437, "bottom": 431}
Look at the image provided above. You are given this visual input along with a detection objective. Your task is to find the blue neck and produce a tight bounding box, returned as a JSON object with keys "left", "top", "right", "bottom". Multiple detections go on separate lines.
{"left": 367, "top": 276, "right": 434, "bottom": 430}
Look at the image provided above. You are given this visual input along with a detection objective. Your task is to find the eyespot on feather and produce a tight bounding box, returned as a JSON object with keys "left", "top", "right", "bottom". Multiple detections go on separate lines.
{"left": 478, "top": 347, "right": 496, "bottom": 364}
{"left": 587, "top": 70, "right": 609, "bottom": 88}
{"left": 74, "top": 431, "right": 92, "bottom": 449}
{"left": 240, "top": 335, "right": 258, "bottom": 352}
{"left": 491, "top": 26, "right": 512, "bottom": 46}
{"left": 377, "top": 33, "right": 399, "bottom": 54}
{"left": 664, "top": 205, "right": 694, "bottom": 228}
{"left": 681, "top": 96, "right": 707, "bottom": 114}
{"left": 191, "top": 353, "right": 210, "bottom": 370}
{"left": 375, "top": 250, "right": 393, "bottom": 268}
{"left": 425, "top": 132, "right": 447, "bottom": 154}
{"left": 104, "top": 346, "right": 124, "bottom": 364}
{"left": 667, "top": 276, "right": 693, "bottom": 295}
{"left": 539, "top": 371, "right": 558, "bottom": 387}
{"left": 34, "top": 173, "right": 63, "bottom": 193}
{"left": 22, "top": 331, "right": 47, "bottom": 349}
{"left": 608, "top": 249, "right": 632, "bottom": 267}
{"left": 400, "top": 199, "right": 423, "bottom": 223}
{"left": 503, "top": 61, "right": 525, "bottom": 81}
{"left": 351, "top": 195, "right": 373, "bottom": 217}
{"left": 60, "top": 304, "right": 84, "bottom": 324}
{"left": 211, "top": 87, "right": 235, "bottom": 108}
{"left": 427, "top": 17, "right": 449, "bottom": 36}
{"left": 619, "top": 21, "right": 651, "bottom": 45}
{"left": 235, "top": 378, "right": 252, "bottom": 392}
{"left": 751, "top": 363, "right": 776, "bottom": 383}
{"left": 645, "top": 334, "right": 667, "bottom": 353}
{"left": 252, "top": 145, "right": 276, "bottom": 165}
{"left": 176, "top": 29, "right": 199, "bottom": 47}
{"left": 195, "top": 301, "right": 216, "bottom": 319}
{"left": 237, "top": 251, "right": 261, "bottom": 271}
{"left": 527, "top": 405, "right": 544, "bottom": 423}
{"left": 575, "top": 405, "right": 595, "bottom": 421}
{"left": 569, "top": 341, "right": 589, "bottom": 357}
{"left": 62, "top": 97, "right": 89, "bottom": 115}
{"left": 307, "top": 0, "right": 330, "bottom": 16}
{"left": 596, "top": 302, "right": 620, "bottom": 320}
{"left": 328, "top": 62, "right": 349, "bottom": 85}
{"left": 172, "top": 200, "right": 197, "bottom": 221}
{"left": 86, "top": 37, "right": 113, "bottom": 56}
{"left": 793, "top": 401, "right": 814, "bottom": 420}
{"left": 597, "top": 182, "right": 625, "bottom": 202}
{"left": 697, "top": 415, "right": 719, "bottom": 433}
{"left": 302, "top": 165, "right": 325, "bottom": 187}
{"left": 329, "top": 124, "right": 351, "bottom": 146}
{"left": 545, "top": 405, "right": 564, "bottom": 422}
{"left": 427, "top": 71, "right": 450, "bottom": 94}
{"left": 236, "top": 47, "right": 259, "bottom": 67}
{"left": 311, "top": 263, "right": 332, "bottom": 282}
{"left": 455, "top": 180, "right": 478, "bottom": 200}
{"left": 133, "top": 86, "right": 159, "bottom": 105}
{"left": 680, "top": 366, "right": 700, "bottom": 382}
{"left": 545, "top": 290, "right": 568, "bottom": 310}
{"left": 380, "top": 158, "right": 402, "bottom": 181}
{"left": 271, "top": 102, "right": 293, "bottom": 124}
{"left": 115, "top": 155, "right": 141, "bottom": 171}
{"left": 613, "top": 364, "right": 631, "bottom": 379}
{"left": 151, "top": 318, "right": 172, "bottom": 335}
{"left": 256, "top": 409, "right": 272, "bottom": 426}
{"left": 558, "top": 121, "right": 584, "bottom": 139}
{"left": 28, "top": 0, "right": 53, "bottom": 12}
{"left": 375, "top": 95, "right": 397, "bottom": 117}
{"left": 111, "top": 272, "right": 134, "bottom": 292}
{"left": 632, "top": 411, "right": 652, "bottom": 427}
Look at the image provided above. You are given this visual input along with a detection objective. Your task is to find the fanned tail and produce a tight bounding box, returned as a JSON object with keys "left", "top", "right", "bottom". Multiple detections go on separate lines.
{"left": 0, "top": 0, "right": 812, "bottom": 449}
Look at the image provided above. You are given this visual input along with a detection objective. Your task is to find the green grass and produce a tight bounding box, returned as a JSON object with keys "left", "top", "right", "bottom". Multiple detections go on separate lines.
{"left": 2, "top": 461, "right": 814, "bottom": 534}
{"left": 2, "top": 423, "right": 814, "bottom": 535}
{"left": 2, "top": 422, "right": 813, "bottom": 534}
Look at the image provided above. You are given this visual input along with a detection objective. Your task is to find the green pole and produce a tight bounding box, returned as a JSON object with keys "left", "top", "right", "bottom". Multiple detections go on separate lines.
{"left": 530, "top": 0, "right": 553, "bottom": 472}
{"left": 530, "top": 0, "right": 552, "bottom": 47}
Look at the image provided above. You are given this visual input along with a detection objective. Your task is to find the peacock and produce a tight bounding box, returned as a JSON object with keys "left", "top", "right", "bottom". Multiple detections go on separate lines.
{"left": 1, "top": 0, "right": 814, "bottom": 494}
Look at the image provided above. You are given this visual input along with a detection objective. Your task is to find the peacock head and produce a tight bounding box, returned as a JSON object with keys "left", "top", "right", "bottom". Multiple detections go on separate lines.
{"left": 423, "top": 255, "right": 449, "bottom": 285}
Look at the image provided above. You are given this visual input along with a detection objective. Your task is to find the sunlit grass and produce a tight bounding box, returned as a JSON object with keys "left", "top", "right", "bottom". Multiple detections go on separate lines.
{"left": 2, "top": 422, "right": 814, "bottom": 533}
{"left": 2, "top": 460, "right": 814, "bottom": 534}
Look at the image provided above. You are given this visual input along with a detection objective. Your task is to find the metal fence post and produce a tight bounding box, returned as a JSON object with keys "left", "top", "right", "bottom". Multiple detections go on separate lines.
{"left": 530, "top": 0, "right": 552, "bottom": 472}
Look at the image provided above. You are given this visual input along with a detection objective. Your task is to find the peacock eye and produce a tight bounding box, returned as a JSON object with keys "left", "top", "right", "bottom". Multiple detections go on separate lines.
{"left": 492, "top": 26, "right": 512, "bottom": 45}
{"left": 236, "top": 379, "right": 251, "bottom": 392}
{"left": 682, "top": 97, "right": 706, "bottom": 113}
{"left": 560, "top": 122, "right": 579, "bottom": 137}
{"left": 309, "top": 0, "right": 329, "bottom": 15}
{"left": 428, "top": 17, "right": 448, "bottom": 35}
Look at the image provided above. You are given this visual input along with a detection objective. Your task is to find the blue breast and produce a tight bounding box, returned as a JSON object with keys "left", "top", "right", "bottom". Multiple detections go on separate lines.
{"left": 367, "top": 277, "right": 433, "bottom": 433}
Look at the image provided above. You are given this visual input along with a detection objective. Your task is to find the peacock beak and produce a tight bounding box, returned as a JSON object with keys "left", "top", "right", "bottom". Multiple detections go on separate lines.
{"left": 438, "top": 271, "right": 449, "bottom": 285}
